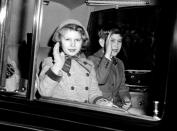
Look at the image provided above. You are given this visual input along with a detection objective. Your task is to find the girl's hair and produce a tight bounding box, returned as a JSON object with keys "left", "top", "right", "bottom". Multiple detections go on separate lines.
{"left": 53, "top": 23, "right": 89, "bottom": 51}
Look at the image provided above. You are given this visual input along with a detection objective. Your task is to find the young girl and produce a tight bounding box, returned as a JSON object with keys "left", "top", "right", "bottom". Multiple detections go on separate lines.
{"left": 37, "top": 19, "right": 114, "bottom": 106}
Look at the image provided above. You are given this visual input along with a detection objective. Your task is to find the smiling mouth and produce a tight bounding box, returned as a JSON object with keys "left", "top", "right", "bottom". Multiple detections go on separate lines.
{"left": 112, "top": 49, "right": 119, "bottom": 52}
{"left": 68, "top": 49, "right": 77, "bottom": 52}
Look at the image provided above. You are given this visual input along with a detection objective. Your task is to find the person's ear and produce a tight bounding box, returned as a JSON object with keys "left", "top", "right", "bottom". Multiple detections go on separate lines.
{"left": 99, "top": 38, "right": 105, "bottom": 48}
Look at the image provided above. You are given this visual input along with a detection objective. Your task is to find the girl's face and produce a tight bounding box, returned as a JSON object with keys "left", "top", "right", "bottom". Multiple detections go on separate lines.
{"left": 60, "top": 29, "right": 83, "bottom": 56}
{"left": 109, "top": 34, "right": 122, "bottom": 57}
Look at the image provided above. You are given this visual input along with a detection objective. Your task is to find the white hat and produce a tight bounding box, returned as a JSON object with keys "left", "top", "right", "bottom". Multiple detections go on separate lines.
{"left": 52, "top": 19, "right": 89, "bottom": 42}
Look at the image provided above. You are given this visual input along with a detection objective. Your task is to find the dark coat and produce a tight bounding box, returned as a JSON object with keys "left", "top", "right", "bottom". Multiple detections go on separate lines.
{"left": 88, "top": 49, "right": 131, "bottom": 106}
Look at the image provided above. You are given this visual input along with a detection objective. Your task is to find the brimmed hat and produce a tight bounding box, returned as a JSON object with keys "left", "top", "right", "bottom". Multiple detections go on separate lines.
{"left": 52, "top": 19, "right": 89, "bottom": 42}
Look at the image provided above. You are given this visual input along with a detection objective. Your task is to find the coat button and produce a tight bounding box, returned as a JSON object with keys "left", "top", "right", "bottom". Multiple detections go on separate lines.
{"left": 68, "top": 72, "right": 71, "bottom": 77}
{"left": 86, "top": 73, "right": 89, "bottom": 76}
{"left": 85, "top": 87, "right": 89, "bottom": 90}
{"left": 106, "top": 61, "right": 109, "bottom": 67}
{"left": 71, "top": 86, "right": 75, "bottom": 90}
{"left": 83, "top": 61, "right": 87, "bottom": 65}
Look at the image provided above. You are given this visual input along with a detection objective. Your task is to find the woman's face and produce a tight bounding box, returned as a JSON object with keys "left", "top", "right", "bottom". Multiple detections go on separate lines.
{"left": 109, "top": 34, "right": 122, "bottom": 57}
{"left": 60, "top": 29, "right": 83, "bottom": 56}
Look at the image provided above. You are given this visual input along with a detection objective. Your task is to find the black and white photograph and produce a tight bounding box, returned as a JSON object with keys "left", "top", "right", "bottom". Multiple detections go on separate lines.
{"left": 0, "top": 0, "right": 175, "bottom": 130}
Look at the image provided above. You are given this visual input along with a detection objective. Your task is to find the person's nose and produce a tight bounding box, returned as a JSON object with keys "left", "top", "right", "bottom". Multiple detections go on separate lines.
{"left": 70, "top": 40, "right": 76, "bottom": 47}
{"left": 112, "top": 43, "right": 118, "bottom": 48}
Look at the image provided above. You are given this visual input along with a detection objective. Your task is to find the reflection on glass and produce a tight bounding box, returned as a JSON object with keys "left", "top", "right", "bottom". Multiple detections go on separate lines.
{"left": 5, "top": 55, "right": 20, "bottom": 92}
{"left": 5, "top": 45, "right": 29, "bottom": 95}
{"left": 0, "top": 0, "right": 35, "bottom": 96}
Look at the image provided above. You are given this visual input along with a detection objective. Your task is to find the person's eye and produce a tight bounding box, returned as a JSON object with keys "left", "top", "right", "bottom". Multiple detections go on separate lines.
{"left": 65, "top": 38, "right": 70, "bottom": 41}
{"left": 75, "top": 39, "right": 82, "bottom": 42}
{"left": 111, "top": 39, "right": 116, "bottom": 43}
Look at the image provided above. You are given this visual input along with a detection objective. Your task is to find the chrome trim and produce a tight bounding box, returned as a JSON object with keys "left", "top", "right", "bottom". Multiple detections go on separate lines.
{"left": 0, "top": 0, "right": 10, "bottom": 87}
{"left": 28, "top": 0, "right": 43, "bottom": 100}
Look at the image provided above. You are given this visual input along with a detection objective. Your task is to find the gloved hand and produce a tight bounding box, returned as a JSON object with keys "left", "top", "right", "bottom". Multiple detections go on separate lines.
{"left": 121, "top": 97, "right": 132, "bottom": 110}
{"left": 51, "top": 42, "right": 65, "bottom": 74}
{"left": 96, "top": 98, "right": 114, "bottom": 107}
{"left": 96, "top": 98, "right": 128, "bottom": 112}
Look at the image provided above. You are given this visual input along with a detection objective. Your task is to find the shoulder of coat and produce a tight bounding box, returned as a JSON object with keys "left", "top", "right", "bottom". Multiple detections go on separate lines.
{"left": 115, "top": 58, "right": 125, "bottom": 71}
{"left": 117, "top": 58, "right": 124, "bottom": 65}
{"left": 88, "top": 54, "right": 100, "bottom": 61}
{"left": 79, "top": 58, "right": 94, "bottom": 72}
{"left": 81, "top": 57, "right": 94, "bottom": 66}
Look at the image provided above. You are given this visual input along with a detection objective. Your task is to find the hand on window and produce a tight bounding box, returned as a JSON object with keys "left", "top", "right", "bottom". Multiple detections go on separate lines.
{"left": 121, "top": 97, "right": 132, "bottom": 110}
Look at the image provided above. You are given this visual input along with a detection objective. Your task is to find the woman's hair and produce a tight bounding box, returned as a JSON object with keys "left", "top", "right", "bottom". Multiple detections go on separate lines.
{"left": 53, "top": 23, "right": 89, "bottom": 51}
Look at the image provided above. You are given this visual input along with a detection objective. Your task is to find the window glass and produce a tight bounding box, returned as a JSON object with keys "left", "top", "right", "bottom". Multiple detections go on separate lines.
{"left": 33, "top": 0, "right": 166, "bottom": 121}
{"left": 0, "top": 0, "right": 35, "bottom": 97}
{"left": 87, "top": 5, "right": 165, "bottom": 118}
{"left": 0, "top": 1, "right": 170, "bottom": 129}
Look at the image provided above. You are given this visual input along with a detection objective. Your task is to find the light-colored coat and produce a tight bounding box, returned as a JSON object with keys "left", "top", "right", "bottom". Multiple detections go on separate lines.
{"left": 38, "top": 57, "right": 103, "bottom": 104}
